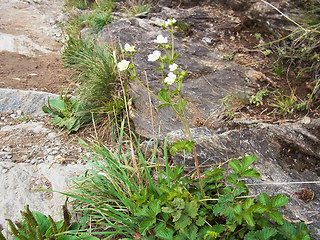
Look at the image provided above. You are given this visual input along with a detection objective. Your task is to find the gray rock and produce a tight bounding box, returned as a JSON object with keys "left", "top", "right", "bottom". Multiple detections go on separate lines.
{"left": 0, "top": 162, "right": 88, "bottom": 228}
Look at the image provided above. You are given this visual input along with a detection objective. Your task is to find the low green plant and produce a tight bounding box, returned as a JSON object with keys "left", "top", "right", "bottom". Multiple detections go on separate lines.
{"left": 42, "top": 90, "right": 84, "bottom": 133}
{"left": 63, "top": 0, "right": 114, "bottom": 36}
{"left": 6, "top": 204, "right": 97, "bottom": 240}
{"left": 175, "top": 21, "right": 192, "bottom": 35}
{"left": 249, "top": 89, "right": 270, "bottom": 106}
{"left": 125, "top": 0, "right": 150, "bottom": 17}
{"left": 223, "top": 54, "right": 234, "bottom": 61}
{"left": 64, "top": 131, "right": 312, "bottom": 239}
{"left": 270, "top": 91, "right": 306, "bottom": 115}
{"left": 222, "top": 92, "right": 249, "bottom": 118}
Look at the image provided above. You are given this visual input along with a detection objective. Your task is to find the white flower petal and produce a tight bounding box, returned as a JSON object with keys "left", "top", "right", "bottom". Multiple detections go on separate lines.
{"left": 148, "top": 50, "right": 161, "bottom": 62}
{"left": 164, "top": 72, "right": 176, "bottom": 85}
{"left": 169, "top": 63, "right": 178, "bottom": 72}
{"left": 154, "top": 35, "right": 168, "bottom": 44}
{"left": 124, "top": 43, "right": 135, "bottom": 52}
{"left": 117, "top": 60, "right": 130, "bottom": 71}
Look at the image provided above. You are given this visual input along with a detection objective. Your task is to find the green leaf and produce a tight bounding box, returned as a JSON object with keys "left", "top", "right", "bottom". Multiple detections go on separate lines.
{"left": 174, "top": 214, "right": 191, "bottom": 230}
{"left": 227, "top": 173, "right": 238, "bottom": 184}
{"left": 241, "top": 169, "right": 260, "bottom": 178}
{"left": 169, "top": 140, "right": 195, "bottom": 155}
{"left": 76, "top": 234, "right": 100, "bottom": 240}
{"left": 156, "top": 227, "right": 174, "bottom": 240}
{"left": 242, "top": 211, "right": 255, "bottom": 227}
{"left": 241, "top": 155, "right": 258, "bottom": 171}
{"left": 243, "top": 198, "right": 255, "bottom": 210}
{"left": 265, "top": 210, "right": 284, "bottom": 225}
{"left": 32, "top": 211, "right": 51, "bottom": 236}
{"left": 196, "top": 216, "right": 206, "bottom": 226}
{"left": 172, "top": 210, "right": 182, "bottom": 222}
{"left": 162, "top": 206, "right": 174, "bottom": 214}
{"left": 233, "top": 204, "right": 242, "bottom": 215}
{"left": 56, "top": 236, "right": 75, "bottom": 240}
{"left": 258, "top": 193, "right": 270, "bottom": 206}
{"left": 49, "top": 99, "right": 66, "bottom": 112}
{"left": 249, "top": 203, "right": 269, "bottom": 213}
{"left": 185, "top": 200, "right": 198, "bottom": 218}
{"left": 172, "top": 198, "right": 185, "bottom": 210}
{"left": 229, "top": 159, "right": 242, "bottom": 173}
{"left": 139, "top": 216, "right": 156, "bottom": 236}
{"left": 149, "top": 199, "right": 161, "bottom": 216}
{"left": 158, "top": 89, "right": 171, "bottom": 103}
{"left": 270, "top": 194, "right": 289, "bottom": 208}
{"left": 244, "top": 228, "right": 277, "bottom": 240}
{"left": 158, "top": 103, "right": 170, "bottom": 110}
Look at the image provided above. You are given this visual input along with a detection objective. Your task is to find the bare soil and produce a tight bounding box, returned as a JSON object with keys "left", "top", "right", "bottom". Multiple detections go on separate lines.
{"left": 0, "top": 0, "right": 70, "bottom": 94}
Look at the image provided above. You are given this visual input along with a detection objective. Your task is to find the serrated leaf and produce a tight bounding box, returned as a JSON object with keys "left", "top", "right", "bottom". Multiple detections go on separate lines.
{"left": 162, "top": 206, "right": 174, "bottom": 214}
{"left": 229, "top": 159, "right": 242, "bottom": 173}
{"left": 265, "top": 210, "right": 284, "bottom": 225}
{"left": 258, "top": 193, "right": 270, "bottom": 206}
{"left": 241, "top": 155, "right": 258, "bottom": 171}
{"left": 172, "top": 210, "right": 182, "bottom": 222}
{"left": 244, "top": 228, "right": 277, "bottom": 240}
{"left": 174, "top": 214, "right": 191, "bottom": 230}
{"left": 234, "top": 204, "right": 242, "bottom": 215}
{"left": 179, "top": 225, "right": 198, "bottom": 240}
{"left": 169, "top": 140, "right": 195, "bottom": 156}
{"left": 242, "top": 212, "right": 255, "bottom": 227}
{"left": 249, "top": 203, "right": 269, "bottom": 213}
{"left": 172, "top": 198, "right": 185, "bottom": 210}
{"left": 243, "top": 198, "right": 255, "bottom": 210}
{"left": 196, "top": 216, "right": 206, "bottom": 226}
{"left": 241, "top": 169, "right": 260, "bottom": 178}
{"left": 139, "top": 217, "right": 156, "bottom": 235}
{"left": 270, "top": 194, "right": 289, "bottom": 209}
{"left": 150, "top": 199, "right": 161, "bottom": 216}
{"left": 185, "top": 200, "right": 198, "bottom": 218}
{"left": 156, "top": 226, "right": 174, "bottom": 240}
{"left": 227, "top": 173, "right": 238, "bottom": 184}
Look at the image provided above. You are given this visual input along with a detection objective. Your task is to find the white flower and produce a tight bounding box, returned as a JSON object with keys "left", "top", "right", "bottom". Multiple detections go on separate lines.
{"left": 164, "top": 72, "right": 176, "bottom": 85}
{"left": 154, "top": 35, "right": 168, "bottom": 44}
{"left": 148, "top": 50, "right": 161, "bottom": 62}
{"left": 124, "top": 43, "right": 135, "bottom": 52}
{"left": 165, "top": 18, "right": 176, "bottom": 27}
{"left": 117, "top": 60, "right": 130, "bottom": 71}
{"left": 169, "top": 63, "right": 178, "bottom": 72}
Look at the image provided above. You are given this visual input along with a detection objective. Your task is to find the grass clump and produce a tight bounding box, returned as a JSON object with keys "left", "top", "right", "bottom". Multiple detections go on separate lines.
{"left": 63, "top": 0, "right": 115, "bottom": 36}
{"left": 63, "top": 128, "right": 313, "bottom": 239}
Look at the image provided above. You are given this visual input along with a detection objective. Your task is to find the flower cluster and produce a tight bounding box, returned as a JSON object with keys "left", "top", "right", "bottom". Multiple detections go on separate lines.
{"left": 117, "top": 18, "right": 181, "bottom": 86}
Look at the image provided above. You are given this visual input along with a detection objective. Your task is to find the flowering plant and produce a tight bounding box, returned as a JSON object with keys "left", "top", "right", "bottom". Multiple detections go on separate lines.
{"left": 117, "top": 18, "right": 204, "bottom": 195}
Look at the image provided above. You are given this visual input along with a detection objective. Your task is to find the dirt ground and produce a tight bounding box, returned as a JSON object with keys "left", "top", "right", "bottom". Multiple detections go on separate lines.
{"left": 0, "top": 0, "right": 70, "bottom": 94}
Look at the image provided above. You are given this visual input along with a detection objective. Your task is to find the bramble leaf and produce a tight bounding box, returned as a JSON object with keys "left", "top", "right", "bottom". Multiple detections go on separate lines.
{"left": 241, "top": 155, "right": 258, "bottom": 171}
{"left": 229, "top": 159, "right": 242, "bottom": 173}
{"left": 242, "top": 211, "right": 255, "bottom": 227}
{"left": 185, "top": 200, "right": 198, "bottom": 218}
{"left": 241, "top": 169, "right": 260, "bottom": 178}
{"left": 265, "top": 210, "right": 284, "bottom": 225}
{"left": 270, "top": 194, "right": 289, "bottom": 209}
{"left": 258, "top": 193, "right": 270, "bottom": 206}
{"left": 139, "top": 216, "right": 156, "bottom": 235}
{"left": 243, "top": 198, "right": 255, "bottom": 210}
{"left": 174, "top": 215, "right": 191, "bottom": 230}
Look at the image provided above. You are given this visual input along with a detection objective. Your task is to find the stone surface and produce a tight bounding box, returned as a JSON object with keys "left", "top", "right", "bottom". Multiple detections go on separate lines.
{"left": 100, "top": 10, "right": 247, "bottom": 138}
{"left": 0, "top": 88, "right": 58, "bottom": 116}
{"left": 0, "top": 162, "right": 87, "bottom": 225}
